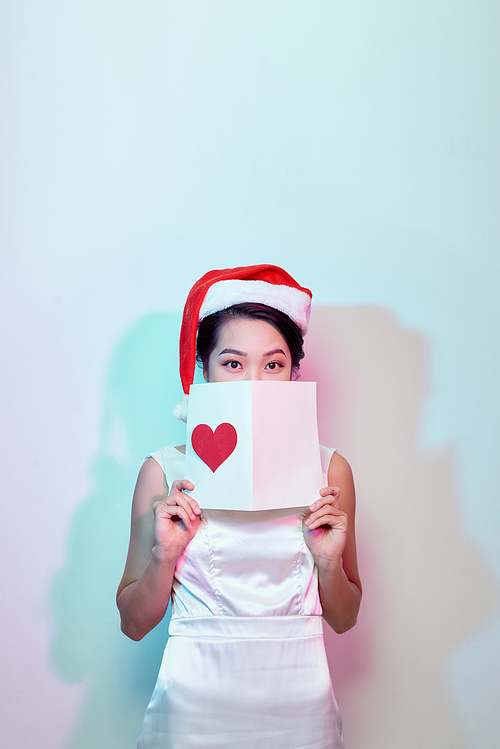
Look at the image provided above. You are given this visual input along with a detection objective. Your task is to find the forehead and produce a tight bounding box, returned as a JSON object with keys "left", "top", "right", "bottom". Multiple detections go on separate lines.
{"left": 214, "top": 317, "right": 289, "bottom": 350}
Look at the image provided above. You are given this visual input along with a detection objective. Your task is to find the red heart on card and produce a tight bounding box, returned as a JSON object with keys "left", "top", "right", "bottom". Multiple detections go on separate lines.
{"left": 191, "top": 423, "right": 238, "bottom": 473}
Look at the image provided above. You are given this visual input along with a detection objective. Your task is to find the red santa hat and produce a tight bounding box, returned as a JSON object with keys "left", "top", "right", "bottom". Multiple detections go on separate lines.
{"left": 179, "top": 264, "right": 312, "bottom": 395}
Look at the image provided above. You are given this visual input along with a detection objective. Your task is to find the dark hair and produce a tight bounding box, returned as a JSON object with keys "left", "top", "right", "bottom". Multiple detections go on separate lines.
{"left": 196, "top": 303, "right": 305, "bottom": 377}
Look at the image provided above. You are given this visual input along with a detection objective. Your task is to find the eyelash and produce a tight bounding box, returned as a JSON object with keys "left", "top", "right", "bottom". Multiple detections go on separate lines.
{"left": 220, "top": 360, "right": 285, "bottom": 370}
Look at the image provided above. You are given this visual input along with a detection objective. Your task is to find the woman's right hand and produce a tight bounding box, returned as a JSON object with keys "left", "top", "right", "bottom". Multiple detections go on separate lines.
{"left": 117, "top": 462, "right": 201, "bottom": 640}
{"left": 152, "top": 479, "right": 201, "bottom": 558}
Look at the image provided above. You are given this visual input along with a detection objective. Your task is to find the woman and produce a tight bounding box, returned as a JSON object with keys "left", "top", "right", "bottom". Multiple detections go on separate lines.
{"left": 117, "top": 265, "right": 362, "bottom": 748}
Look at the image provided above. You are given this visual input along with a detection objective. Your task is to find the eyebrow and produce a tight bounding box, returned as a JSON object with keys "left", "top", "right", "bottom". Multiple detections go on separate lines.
{"left": 218, "top": 348, "right": 247, "bottom": 357}
{"left": 217, "top": 348, "right": 287, "bottom": 358}
{"left": 263, "top": 348, "right": 287, "bottom": 357}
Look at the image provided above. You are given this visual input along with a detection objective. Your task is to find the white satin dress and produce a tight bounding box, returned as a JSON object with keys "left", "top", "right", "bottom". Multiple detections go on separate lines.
{"left": 137, "top": 445, "right": 343, "bottom": 749}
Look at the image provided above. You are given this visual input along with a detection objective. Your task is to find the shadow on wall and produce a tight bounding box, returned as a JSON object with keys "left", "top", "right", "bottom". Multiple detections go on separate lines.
{"left": 51, "top": 306, "right": 496, "bottom": 749}
{"left": 302, "top": 306, "right": 496, "bottom": 749}
{"left": 51, "top": 313, "right": 186, "bottom": 749}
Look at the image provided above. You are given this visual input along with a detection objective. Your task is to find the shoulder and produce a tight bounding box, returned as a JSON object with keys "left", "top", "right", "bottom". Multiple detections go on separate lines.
{"left": 139, "top": 444, "right": 186, "bottom": 498}
{"left": 327, "top": 452, "right": 356, "bottom": 515}
{"left": 135, "top": 457, "right": 168, "bottom": 500}
{"left": 327, "top": 451, "right": 354, "bottom": 485}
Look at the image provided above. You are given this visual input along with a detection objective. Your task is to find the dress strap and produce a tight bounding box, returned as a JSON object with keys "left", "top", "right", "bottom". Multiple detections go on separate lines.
{"left": 319, "top": 445, "right": 336, "bottom": 485}
{"left": 146, "top": 446, "right": 185, "bottom": 491}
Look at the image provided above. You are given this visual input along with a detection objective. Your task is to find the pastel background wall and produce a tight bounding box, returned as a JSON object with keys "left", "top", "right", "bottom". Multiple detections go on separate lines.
{"left": 1, "top": 2, "right": 499, "bottom": 748}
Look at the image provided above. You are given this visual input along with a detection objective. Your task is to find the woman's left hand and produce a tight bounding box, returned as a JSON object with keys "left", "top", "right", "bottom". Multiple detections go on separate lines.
{"left": 303, "top": 486, "right": 348, "bottom": 565}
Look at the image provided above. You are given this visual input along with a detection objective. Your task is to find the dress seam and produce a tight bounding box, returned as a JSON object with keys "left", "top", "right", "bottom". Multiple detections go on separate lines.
{"left": 294, "top": 523, "right": 306, "bottom": 616}
{"left": 202, "top": 514, "right": 224, "bottom": 615}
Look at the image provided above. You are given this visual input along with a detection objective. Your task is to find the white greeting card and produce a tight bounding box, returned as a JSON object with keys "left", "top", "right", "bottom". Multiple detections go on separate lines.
{"left": 184, "top": 381, "right": 323, "bottom": 510}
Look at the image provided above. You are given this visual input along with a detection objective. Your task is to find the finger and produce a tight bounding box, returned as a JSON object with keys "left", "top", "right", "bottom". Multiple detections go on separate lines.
{"left": 319, "top": 486, "right": 340, "bottom": 499}
{"left": 169, "top": 479, "right": 195, "bottom": 495}
{"left": 307, "top": 502, "right": 344, "bottom": 519}
{"left": 169, "top": 480, "right": 201, "bottom": 515}
{"left": 154, "top": 499, "right": 194, "bottom": 529}
{"left": 304, "top": 501, "right": 346, "bottom": 526}
{"left": 305, "top": 511, "right": 348, "bottom": 530}
{"left": 309, "top": 492, "right": 341, "bottom": 513}
{"left": 166, "top": 493, "right": 200, "bottom": 521}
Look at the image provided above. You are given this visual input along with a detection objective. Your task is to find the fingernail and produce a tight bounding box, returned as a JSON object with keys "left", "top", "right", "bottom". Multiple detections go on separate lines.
{"left": 304, "top": 517, "right": 312, "bottom": 525}
{"left": 309, "top": 503, "right": 318, "bottom": 511}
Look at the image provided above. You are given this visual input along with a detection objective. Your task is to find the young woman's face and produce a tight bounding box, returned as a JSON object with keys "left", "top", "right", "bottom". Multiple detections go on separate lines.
{"left": 205, "top": 318, "right": 293, "bottom": 383}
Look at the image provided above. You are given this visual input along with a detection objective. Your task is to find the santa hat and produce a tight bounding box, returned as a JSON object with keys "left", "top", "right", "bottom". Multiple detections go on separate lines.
{"left": 179, "top": 264, "right": 312, "bottom": 396}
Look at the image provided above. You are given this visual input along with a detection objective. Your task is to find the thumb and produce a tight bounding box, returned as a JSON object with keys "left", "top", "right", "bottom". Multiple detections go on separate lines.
{"left": 169, "top": 479, "right": 195, "bottom": 495}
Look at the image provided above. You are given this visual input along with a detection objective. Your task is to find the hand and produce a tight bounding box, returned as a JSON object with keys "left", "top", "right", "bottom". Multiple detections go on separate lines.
{"left": 303, "top": 486, "right": 348, "bottom": 565}
{"left": 152, "top": 480, "right": 201, "bottom": 558}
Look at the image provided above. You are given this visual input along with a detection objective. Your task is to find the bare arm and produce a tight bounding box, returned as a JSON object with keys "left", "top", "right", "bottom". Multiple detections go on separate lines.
{"left": 116, "top": 457, "right": 200, "bottom": 641}
{"left": 303, "top": 452, "right": 362, "bottom": 634}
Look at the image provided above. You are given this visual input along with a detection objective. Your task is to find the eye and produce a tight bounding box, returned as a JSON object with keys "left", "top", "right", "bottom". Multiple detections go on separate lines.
{"left": 221, "top": 359, "right": 241, "bottom": 370}
{"left": 265, "top": 361, "right": 284, "bottom": 371}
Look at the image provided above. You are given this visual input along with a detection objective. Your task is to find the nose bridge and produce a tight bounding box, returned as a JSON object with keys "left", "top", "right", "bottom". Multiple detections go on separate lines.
{"left": 245, "top": 361, "right": 262, "bottom": 380}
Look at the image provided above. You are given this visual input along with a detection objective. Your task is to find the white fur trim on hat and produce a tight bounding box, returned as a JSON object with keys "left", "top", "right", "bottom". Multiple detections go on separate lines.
{"left": 199, "top": 279, "right": 311, "bottom": 333}
{"left": 172, "top": 394, "right": 189, "bottom": 422}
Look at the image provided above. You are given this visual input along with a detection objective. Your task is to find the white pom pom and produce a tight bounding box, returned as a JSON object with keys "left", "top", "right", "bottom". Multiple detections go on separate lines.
{"left": 172, "top": 394, "right": 189, "bottom": 422}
